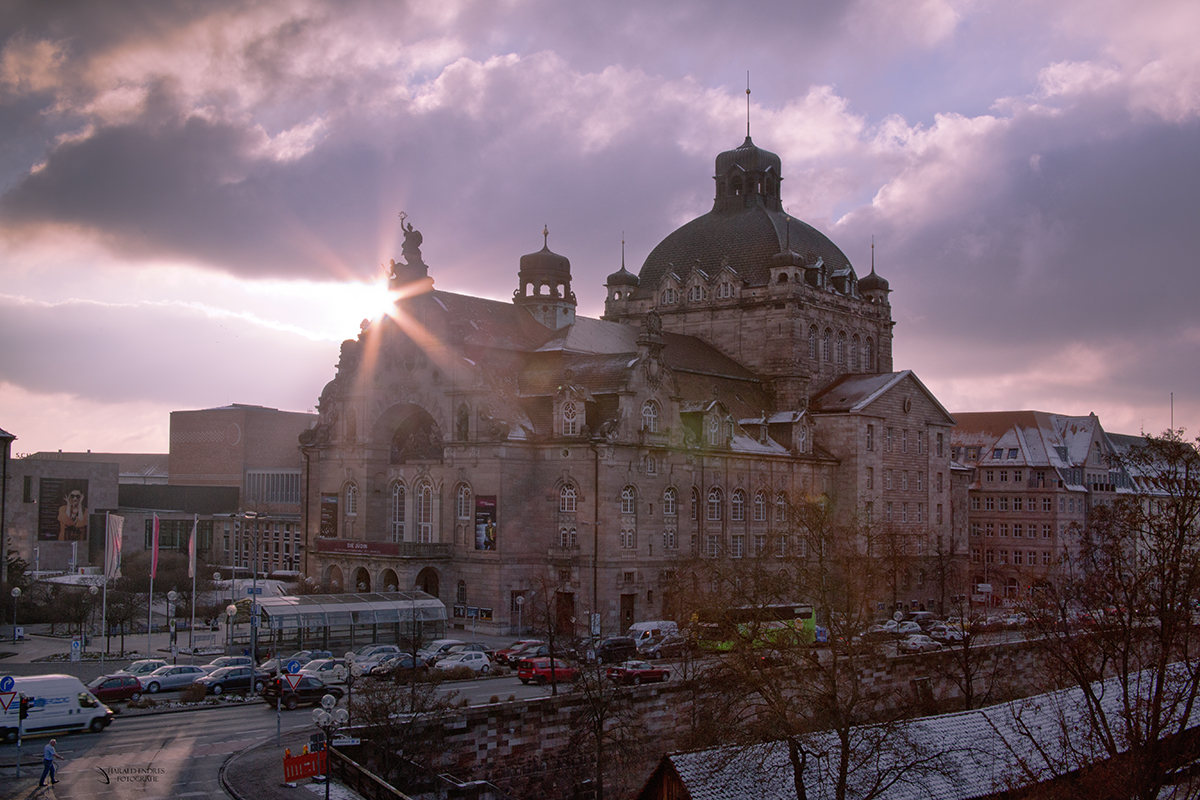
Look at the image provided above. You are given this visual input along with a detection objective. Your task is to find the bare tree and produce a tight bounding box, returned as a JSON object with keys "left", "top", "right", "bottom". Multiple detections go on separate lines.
{"left": 350, "top": 674, "right": 458, "bottom": 791}
{"left": 1022, "top": 430, "right": 1200, "bottom": 800}
{"left": 523, "top": 569, "right": 576, "bottom": 695}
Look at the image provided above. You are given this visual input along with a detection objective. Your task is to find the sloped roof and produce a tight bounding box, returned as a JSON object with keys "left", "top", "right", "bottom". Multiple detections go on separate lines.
{"left": 808, "top": 371, "right": 954, "bottom": 425}
{"left": 653, "top": 666, "right": 1200, "bottom": 800}
{"left": 952, "top": 411, "right": 1105, "bottom": 470}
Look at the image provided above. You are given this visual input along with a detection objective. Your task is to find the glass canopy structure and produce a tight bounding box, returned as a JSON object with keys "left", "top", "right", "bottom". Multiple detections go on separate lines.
{"left": 254, "top": 590, "right": 447, "bottom": 652}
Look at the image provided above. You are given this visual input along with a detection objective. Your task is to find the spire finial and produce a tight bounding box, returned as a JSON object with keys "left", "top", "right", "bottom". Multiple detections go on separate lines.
{"left": 871, "top": 236, "right": 876, "bottom": 274}
{"left": 543, "top": 225, "right": 549, "bottom": 247}
{"left": 621, "top": 233, "right": 626, "bottom": 270}
{"left": 746, "top": 71, "right": 751, "bottom": 138}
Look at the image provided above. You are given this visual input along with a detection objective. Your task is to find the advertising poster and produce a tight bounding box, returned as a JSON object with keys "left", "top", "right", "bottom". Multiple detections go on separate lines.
{"left": 474, "top": 495, "right": 497, "bottom": 550}
{"left": 319, "top": 494, "right": 339, "bottom": 538}
{"left": 38, "top": 478, "right": 89, "bottom": 541}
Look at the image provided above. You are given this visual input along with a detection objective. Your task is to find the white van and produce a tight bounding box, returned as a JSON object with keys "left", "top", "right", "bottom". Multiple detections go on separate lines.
{"left": 626, "top": 621, "right": 679, "bottom": 645}
{"left": 0, "top": 674, "right": 113, "bottom": 742}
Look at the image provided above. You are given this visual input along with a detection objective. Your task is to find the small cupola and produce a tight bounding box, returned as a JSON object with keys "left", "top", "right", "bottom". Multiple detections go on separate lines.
{"left": 858, "top": 241, "right": 890, "bottom": 304}
{"left": 713, "top": 136, "right": 783, "bottom": 213}
{"left": 514, "top": 226, "right": 577, "bottom": 329}
{"left": 605, "top": 237, "right": 640, "bottom": 311}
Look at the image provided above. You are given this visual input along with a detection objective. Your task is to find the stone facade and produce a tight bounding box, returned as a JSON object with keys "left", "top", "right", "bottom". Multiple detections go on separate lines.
{"left": 300, "top": 135, "right": 967, "bottom": 635}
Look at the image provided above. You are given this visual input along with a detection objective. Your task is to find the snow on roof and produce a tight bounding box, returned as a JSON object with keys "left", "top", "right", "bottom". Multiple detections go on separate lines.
{"left": 662, "top": 666, "right": 1200, "bottom": 800}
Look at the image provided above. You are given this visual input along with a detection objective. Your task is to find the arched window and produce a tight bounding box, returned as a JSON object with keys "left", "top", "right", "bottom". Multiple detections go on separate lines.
{"left": 642, "top": 400, "right": 659, "bottom": 433}
{"left": 776, "top": 492, "right": 788, "bottom": 523}
{"left": 809, "top": 325, "right": 818, "bottom": 360}
{"left": 731, "top": 490, "right": 745, "bottom": 521}
{"left": 688, "top": 285, "right": 705, "bottom": 303}
{"left": 661, "top": 287, "right": 678, "bottom": 304}
{"left": 456, "top": 580, "right": 467, "bottom": 604}
{"left": 837, "top": 331, "right": 846, "bottom": 365}
{"left": 851, "top": 334, "right": 861, "bottom": 371}
{"left": 345, "top": 483, "right": 358, "bottom": 517}
{"left": 390, "top": 483, "right": 406, "bottom": 542}
{"left": 691, "top": 487, "right": 701, "bottom": 521}
{"left": 621, "top": 485, "right": 637, "bottom": 515}
{"left": 417, "top": 482, "right": 433, "bottom": 543}
{"left": 562, "top": 402, "right": 578, "bottom": 436}
{"left": 754, "top": 491, "right": 767, "bottom": 522}
{"left": 707, "top": 488, "right": 723, "bottom": 521}
{"left": 663, "top": 488, "right": 677, "bottom": 516}
{"left": 707, "top": 416, "right": 721, "bottom": 446}
{"left": 865, "top": 337, "right": 875, "bottom": 372}
{"left": 456, "top": 484, "right": 472, "bottom": 519}
{"left": 560, "top": 485, "right": 577, "bottom": 513}
{"left": 823, "top": 328, "right": 833, "bottom": 362}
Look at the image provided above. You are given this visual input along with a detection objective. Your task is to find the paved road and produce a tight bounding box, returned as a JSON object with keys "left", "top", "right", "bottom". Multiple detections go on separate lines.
{"left": 0, "top": 705, "right": 312, "bottom": 800}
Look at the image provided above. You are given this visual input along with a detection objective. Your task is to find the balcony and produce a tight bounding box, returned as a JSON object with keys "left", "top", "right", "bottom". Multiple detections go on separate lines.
{"left": 548, "top": 545, "right": 581, "bottom": 564}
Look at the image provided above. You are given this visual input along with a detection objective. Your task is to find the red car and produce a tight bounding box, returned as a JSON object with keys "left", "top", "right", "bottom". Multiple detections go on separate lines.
{"left": 495, "top": 639, "right": 544, "bottom": 666}
{"left": 517, "top": 657, "right": 577, "bottom": 685}
{"left": 606, "top": 660, "right": 669, "bottom": 685}
{"left": 86, "top": 673, "right": 143, "bottom": 703}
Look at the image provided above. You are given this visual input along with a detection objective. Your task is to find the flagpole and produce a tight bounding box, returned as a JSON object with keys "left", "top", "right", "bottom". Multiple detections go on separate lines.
{"left": 101, "top": 512, "right": 109, "bottom": 674}
{"left": 189, "top": 515, "right": 197, "bottom": 665}
{"left": 148, "top": 514, "right": 157, "bottom": 658}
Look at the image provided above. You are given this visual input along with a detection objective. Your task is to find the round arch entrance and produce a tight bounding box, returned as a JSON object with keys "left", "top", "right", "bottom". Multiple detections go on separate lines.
{"left": 416, "top": 567, "right": 440, "bottom": 599}
{"left": 352, "top": 567, "right": 371, "bottom": 593}
{"left": 324, "top": 564, "right": 344, "bottom": 592}
{"left": 380, "top": 569, "right": 400, "bottom": 593}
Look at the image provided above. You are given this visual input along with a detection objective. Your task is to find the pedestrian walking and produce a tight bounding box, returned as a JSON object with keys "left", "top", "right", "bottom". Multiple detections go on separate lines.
{"left": 40, "top": 738, "right": 65, "bottom": 786}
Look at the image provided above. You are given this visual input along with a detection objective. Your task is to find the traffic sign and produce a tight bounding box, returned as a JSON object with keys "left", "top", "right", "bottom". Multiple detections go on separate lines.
{"left": 283, "top": 673, "right": 304, "bottom": 691}
{"left": 246, "top": 587, "right": 263, "bottom": 595}
{"left": 250, "top": 616, "right": 259, "bottom": 628}
{"left": 0, "top": 692, "right": 14, "bottom": 712}
{"left": 0, "top": 676, "right": 13, "bottom": 692}
{"left": 287, "top": 660, "right": 302, "bottom": 674}
{"left": 332, "top": 737, "right": 360, "bottom": 747}
{"left": 71, "top": 640, "right": 80, "bottom": 650}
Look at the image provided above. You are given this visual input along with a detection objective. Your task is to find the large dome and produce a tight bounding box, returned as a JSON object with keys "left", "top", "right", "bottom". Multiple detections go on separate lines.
{"left": 635, "top": 204, "right": 853, "bottom": 295}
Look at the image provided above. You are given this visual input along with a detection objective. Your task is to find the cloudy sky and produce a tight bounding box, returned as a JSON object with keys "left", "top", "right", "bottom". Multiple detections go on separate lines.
{"left": 1, "top": 0, "right": 1197, "bottom": 456}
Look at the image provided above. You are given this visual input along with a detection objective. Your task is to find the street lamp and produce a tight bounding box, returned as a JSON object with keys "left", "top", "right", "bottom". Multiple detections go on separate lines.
{"left": 87, "top": 585, "right": 98, "bottom": 653}
{"left": 10, "top": 587, "right": 19, "bottom": 645}
{"left": 226, "top": 604, "right": 237, "bottom": 653}
{"left": 515, "top": 594, "right": 524, "bottom": 637}
{"left": 341, "top": 657, "right": 363, "bottom": 726}
{"left": 312, "top": 694, "right": 348, "bottom": 800}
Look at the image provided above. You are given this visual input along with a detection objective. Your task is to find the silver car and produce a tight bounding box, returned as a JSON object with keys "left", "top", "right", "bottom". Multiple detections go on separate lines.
{"left": 298, "top": 659, "right": 349, "bottom": 684}
{"left": 141, "top": 665, "right": 209, "bottom": 693}
{"left": 118, "top": 659, "right": 169, "bottom": 678}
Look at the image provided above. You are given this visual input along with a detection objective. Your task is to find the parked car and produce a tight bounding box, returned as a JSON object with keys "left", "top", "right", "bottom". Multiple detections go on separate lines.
{"left": 907, "top": 611, "right": 939, "bottom": 629}
{"left": 606, "top": 660, "right": 670, "bottom": 685}
{"left": 117, "top": 659, "right": 168, "bottom": 678}
{"left": 434, "top": 651, "right": 493, "bottom": 674}
{"left": 595, "top": 637, "right": 638, "bottom": 664}
{"left": 495, "top": 640, "right": 544, "bottom": 665}
{"left": 262, "top": 675, "right": 344, "bottom": 710}
{"left": 928, "top": 625, "right": 966, "bottom": 645}
{"left": 367, "top": 653, "right": 425, "bottom": 680}
{"left": 349, "top": 644, "right": 403, "bottom": 668}
{"left": 201, "top": 656, "right": 253, "bottom": 674}
{"left": 193, "top": 666, "right": 270, "bottom": 695}
{"left": 260, "top": 650, "right": 333, "bottom": 673}
{"left": 638, "top": 634, "right": 692, "bottom": 660}
{"left": 86, "top": 673, "right": 143, "bottom": 703}
{"left": 298, "top": 658, "right": 349, "bottom": 684}
{"left": 415, "top": 639, "right": 466, "bottom": 666}
{"left": 517, "top": 657, "right": 578, "bottom": 685}
{"left": 437, "top": 643, "right": 495, "bottom": 661}
{"left": 882, "top": 620, "right": 922, "bottom": 636}
{"left": 898, "top": 634, "right": 942, "bottom": 654}
{"left": 141, "top": 665, "right": 208, "bottom": 693}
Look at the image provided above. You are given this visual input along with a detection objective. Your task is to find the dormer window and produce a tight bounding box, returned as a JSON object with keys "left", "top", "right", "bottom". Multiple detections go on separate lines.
{"left": 688, "top": 285, "right": 706, "bottom": 303}
{"left": 642, "top": 400, "right": 660, "bottom": 433}
{"left": 706, "top": 416, "right": 720, "bottom": 446}
{"left": 562, "top": 402, "right": 578, "bottom": 436}
{"left": 661, "top": 287, "right": 678, "bottom": 305}
{"left": 717, "top": 282, "right": 734, "bottom": 299}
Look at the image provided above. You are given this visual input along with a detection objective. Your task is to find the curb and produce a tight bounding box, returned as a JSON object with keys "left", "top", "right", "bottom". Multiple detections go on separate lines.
{"left": 219, "top": 736, "right": 278, "bottom": 800}
{"left": 117, "top": 697, "right": 267, "bottom": 719}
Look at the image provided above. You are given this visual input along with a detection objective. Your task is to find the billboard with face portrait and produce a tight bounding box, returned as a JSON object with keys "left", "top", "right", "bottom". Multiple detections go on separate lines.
{"left": 38, "top": 479, "right": 89, "bottom": 542}
{"left": 474, "top": 495, "right": 497, "bottom": 551}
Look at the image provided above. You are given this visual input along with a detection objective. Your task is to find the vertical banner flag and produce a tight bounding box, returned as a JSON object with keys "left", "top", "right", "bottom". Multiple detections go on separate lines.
{"left": 151, "top": 514, "right": 160, "bottom": 579}
{"left": 188, "top": 516, "right": 197, "bottom": 579}
{"left": 105, "top": 514, "right": 124, "bottom": 579}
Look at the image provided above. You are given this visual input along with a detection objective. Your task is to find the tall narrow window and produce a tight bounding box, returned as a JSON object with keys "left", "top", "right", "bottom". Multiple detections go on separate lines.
{"left": 560, "top": 485, "right": 577, "bottom": 513}
{"left": 865, "top": 337, "right": 875, "bottom": 371}
{"left": 836, "top": 331, "right": 846, "bottom": 365}
{"left": 776, "top": 492, "right": 788, "bottom": 523}
{"left": 562, "top": 402, "right": 578, "bottom": 436}
{"left": 707, "top": 488, "right": 723, "bottom": 521}
{"left": 753, "top": 491, "right": 767, "bottom": 522}
{"left": 691, "top": 488, "right": 700, "bottom": 521}
{"left": 456, "top": 484, "right": 472, "bottom": 519}
{"left": 641, "top": 401, "right": 660, "bottom": 433}
{"left": 346, "top": 483, "right": 358, "bottom": 517}
{"left": 417, "top": 483, "right": 433, "bottom": 543}
{"left": 823, "top": 328, "right": 833, "bottom": 362}
{"left": 731, "top": 490, "right": 746, "bottom": 521}
{"left": 390, "top": 483, "right": 406, "bottom": 542}
{"left": 621, "top": 486, "right": 637, "bottom": 515}
{"left": 809, "top": 325, "right": 819, "bottom": 360}
{"left": 663, "top": 488, "right": 677, "bottom": 516}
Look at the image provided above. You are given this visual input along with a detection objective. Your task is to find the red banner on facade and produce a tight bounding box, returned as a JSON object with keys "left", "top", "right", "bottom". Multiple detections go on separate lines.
{"left": 284, "top": 750, "right": 326, "bottom": 782}
{"left": 315, "top": 539, "right": 400, "bottom": 556}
